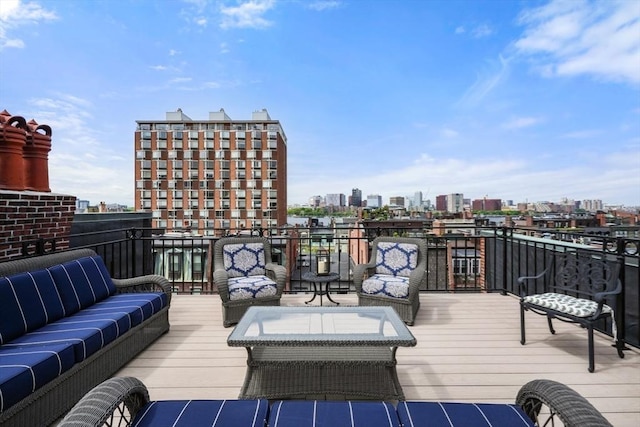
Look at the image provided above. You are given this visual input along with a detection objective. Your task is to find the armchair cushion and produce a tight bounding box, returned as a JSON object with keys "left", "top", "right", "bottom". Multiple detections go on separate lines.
{"left": 228, "top": 276, "right": 278, "bottom": 301}
{"left": 362, "top": 274, "right": 409, "bottom": 299}
{"left": 375, "top": 242, "right": 418, "bottom": 277}
{"left": 523, "top": 293, "right": 612, "bottom": 318}
{"left": 223, "top": 243, "right": 267, "bottom": 278}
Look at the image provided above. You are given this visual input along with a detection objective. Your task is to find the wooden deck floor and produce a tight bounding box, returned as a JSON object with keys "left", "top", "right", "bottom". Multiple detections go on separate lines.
{"left": 116, "top": 293, "right": 640, "bottom": 426}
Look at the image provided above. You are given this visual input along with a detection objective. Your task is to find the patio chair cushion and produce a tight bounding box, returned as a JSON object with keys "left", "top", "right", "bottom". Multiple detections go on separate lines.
{"left": 228, "top": 276, "right": 278, "bottom": 301}
{"left": 223, "top": 243, "right": 267, "bottom": 278}
{"left": 0, "top": 343, "right": 76, "bottom": 413}
{"left": 131, "top": 399, "right": 269, "bottom": 427}
{"left": 375, "top": 242, "right": 418, "bottom": 277}
{"left": 0, "top": 269, "right": 65, "bottom": 345}
{"left": 361, "top": 274, "right": 410, "bottom": 299}
{"left": 269, "top": 400, "right": 401, "bottom": 427}
{"left": 523, "top": 293, "right": 612, "bottom": 317}
{"left": 47, "top": 256, "right": 117, "bottom": 315}
{"left": 397, "top": 401, "right": 534, "bottom": 426}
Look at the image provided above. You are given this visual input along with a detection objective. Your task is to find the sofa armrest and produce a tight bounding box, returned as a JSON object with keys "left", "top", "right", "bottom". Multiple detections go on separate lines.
{"left": 265, "top": 263, "right": 287, "bottom": 294}
{"left": 58, "top": 377, "right": 150, "bottom": 427}
{"left": 113, "top": 274, "right": 172, "bottom": 305}
{"left": 516, "top": 379, "right": 612, "bottom": 427}
{"left": 353, "top": 263, "right": 375, "bottom": 292}
{"left": 213, "top": 269, "right": 231, "bottom": 301}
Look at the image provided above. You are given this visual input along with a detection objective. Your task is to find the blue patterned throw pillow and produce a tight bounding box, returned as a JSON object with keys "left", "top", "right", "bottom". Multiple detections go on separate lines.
{"left": 223, "top": 243, "right": 267, "bottom": 278}
{"left": 375, "top": 242, "right": 418, "bottom": 277}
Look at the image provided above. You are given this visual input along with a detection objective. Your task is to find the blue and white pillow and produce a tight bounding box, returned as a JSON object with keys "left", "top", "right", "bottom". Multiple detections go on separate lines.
{"left": 223, "top": 243, "right": 266, "bottom": 278}
{"left": 375, "top": 242, "right": 418, "bottom": 278}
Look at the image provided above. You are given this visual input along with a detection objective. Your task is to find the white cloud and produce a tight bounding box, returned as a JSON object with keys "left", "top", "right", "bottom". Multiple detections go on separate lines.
{"left": 458, "top": 55, "right": 511, "bottom": 107}
{"left": 151, "top": 65, "right": 167, "bottom": 71}
{"left": 561, "top": 129, "right": 602, "bottom": 139}
{"left": 455, "top": 26, "right": 465, "bottom": 34}
{"left": 514, "top": 0, "right": 640, "bottom": 85}
{"left": 502, "top": 116, "right": 543, "bottom": 130}
{"left": 472, "top": 24, "right": 494, "bottom": 38}
{"left": 440, "top": 128, "right": 459, "bottom": 138}
{"left": 0, "top": 0, "right": 57, "bottom": 50}
{"left": 307, "top": 1, "right": 342, "bottom": 11}
{"left": 220, "top": 0, "right": 275, "bottom": 29}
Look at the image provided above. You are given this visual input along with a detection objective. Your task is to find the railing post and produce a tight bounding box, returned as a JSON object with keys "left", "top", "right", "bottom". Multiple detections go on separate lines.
{"left": 501, "top": 226, "right": 509, "bottom": 295}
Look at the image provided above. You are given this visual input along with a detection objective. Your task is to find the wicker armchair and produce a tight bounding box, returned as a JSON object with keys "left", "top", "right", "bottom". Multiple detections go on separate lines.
{"left": 353, "top": 236, "right": 427, "bottom": 325}
{"left": 213, "top": 237, "right": 286, "bottom": 327}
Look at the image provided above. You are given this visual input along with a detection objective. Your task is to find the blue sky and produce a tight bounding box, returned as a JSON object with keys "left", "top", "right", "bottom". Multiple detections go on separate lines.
{"left": 1, "top": 0, "right": 639, "bottom": 207}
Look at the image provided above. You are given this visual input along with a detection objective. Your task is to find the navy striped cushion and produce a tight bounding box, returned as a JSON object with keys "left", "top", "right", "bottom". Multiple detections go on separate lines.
{"left": 397, "top": 401, "right": 534, "bottom": 426}
{"left": 269, "top": 401, "right": 401, "bottom": 427}
{"left": 3, "top": 318, "right": 120, "bottom": 362}
{"left": 48, "top": 256, "right": 116, "bottom": 315}
{"left": 132, "top": 399, "right": 269, "bottom": 427}
{"left": 0, "top": 343, "right": 76, "bottom": 412}
{"left": 0, "top": 270, "right": 65, "bottom": 345}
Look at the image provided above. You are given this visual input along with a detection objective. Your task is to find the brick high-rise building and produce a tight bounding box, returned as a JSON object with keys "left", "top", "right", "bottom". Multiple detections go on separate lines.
{"left": 134, "top": 108, "right": 287, "bottom": 235}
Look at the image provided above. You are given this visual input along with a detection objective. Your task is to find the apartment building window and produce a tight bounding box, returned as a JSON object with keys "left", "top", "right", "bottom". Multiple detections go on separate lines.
{"left": 251, "top": 170, "right": 262, "bottom": 179}
{"left": 220, "top": 160, "right": 230, "bottom": 169}
{"left": 268, "top": 171, "right": 277, "bottom": 179}
{"left": 136, "top": 151, "right": 146, "bottom": 159}
{"left": 220, "top": 220, "right": 230, "bottom": 229}
{"left": 200, "top": 150, "right": 208, "bottom": 159}
{"left": 237, "top": 170, "right": 246, "bottom": 179}
{"left": 189, "top": 139, "right": 199, "bottom": 149}
{"left": 252, "top": 200, "right": 262, "bottom": 209}
{"left": 221, "top": 200, "right": 230, "bottom": 209}
{"left": 142, "top": 200, "right": 151, "bottom": 208}
{"left": 142, "top": 160, "right": 151, "bottom": 169}
{"left": 231, "top": 150, "right": 240, "bottom": 159}
{"left": 205, "top": 140, "right": 214, "bottom": 149}
{"left": 173, "top": 190, "right": 183, "bottom": 199}
{"left": 236, "top": 139, "right": 245, "bottom": 149}
{"left": 173, "top": 160, "right": 182, "bottom": 169}
{"left": 267, "top": 131, "right": 277, "bottom": 140}
{"left": 173, "top": 200, "right": 183, "bottom": 209}
{"left": 168, "top": 180, "right": 176, "bottom": 189}
{"left": 205, "top": 170, "right": 214, "bottom": 179}
{"left": 184, "top": 150, "right": 192, "bottom": 159}
{"left": 157, "top": 131, "right": 167, "bottom": 140}
{"left": 141, "top": 130, "right": 151, "bottom": 139}
{"left": 266, "top": 160, "right": 276, "bottom": 169}
{"left": 252, "top": 139, "right": 261, "bottom": 150}
{"left": 173, "top": 170, "right": 183, "bottom": 179}
{"left": 168, "top": 150, "right": 178, "bottom": 159}
{"left": 220, "top": 140, "right": 230, "bottom": 149}
{"left": 247, "top": 150, "right": 256, "bottom": 159}
{"left": 205, "top": 200, "right": 214, "bottom": 208}
{"left": 174, "top": 131, "right": 183, "bottom": 139}
{"left": 157, "top": 140, "right": 167, "bottom": 149}
{"left": 220, "top": 170, "right": 230, "bottom": 179}
{"left": 190, "top": 190, "right": 199, "bottom": 198}
{"left": 236, "top": 189, "right": 246, "bottom": 198}
{"left": 453, "top": 257, "right": 480, "bottom": 276}
{"left": 263, "top": 151, "right": 272, "bottom": 159}
{"left": 267, "top": 140, "right": 277, "bottom": 149}
{"left": 247, "top": 210, "right": 256, "bottom": 218}
{"left": 252, "top": 160, "right": 261, "bottom": 169}
{"left": 215, "top": 150, "right": 225, "bottom": 159}
{"left": 157, "top": 200, "right": 167, "bottom": 208}
{"left": 173, "top": 140, "right": 183, "bottom": 149}
{"left": 152, "top": 180, "right": 161, "bottom": 189}
{"left": 157, "top": 170, "right": 167, "bottom": 179}
{"left": 136, "top": 180, "right": 144, "bottom": 189}
{"left": 141, "top": 140, "right": 151, "bottom": 149}
{"left": 268, "top": 190, "right": 277, "bottom": 199}
{"left": 247, "top": 180, "right": 256, "bottom": 188}
{"left": 142, "top": 170, "right": 151, "bottom": 179}
{"left": 157, "top": 160, "right": 167, "bottom": 169}
{"left": 184, "top": 181, "right": 193, "bottom": 189}
{"left": 269, "top": 201, "right": 277, "bottom": 209}
{"left": 215, "top": 211, "right": 225, "bottom": 219}
{"left": 263, "top": 180, "right": 272, "bottom": 188}
{"left": 231, "top": 210, "right": 240, "bottom": 218}
{"left": 231, "top": 180, "right": 240, "bottom": 189}
{"left": 205, "top": 130, "right": 214, "bottom": 139}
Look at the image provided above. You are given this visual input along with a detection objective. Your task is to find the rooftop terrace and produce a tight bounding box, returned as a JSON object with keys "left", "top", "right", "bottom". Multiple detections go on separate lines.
{"left": 113, "top": 292, "right": 639, "bottom": 427}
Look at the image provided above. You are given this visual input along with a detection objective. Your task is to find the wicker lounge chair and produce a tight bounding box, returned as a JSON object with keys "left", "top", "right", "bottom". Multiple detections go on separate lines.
{"left": 353, "top": 236, "right": 427, "bottom": 325}
{"left": 213, "top": 236, "right": 286, "bottom": 327}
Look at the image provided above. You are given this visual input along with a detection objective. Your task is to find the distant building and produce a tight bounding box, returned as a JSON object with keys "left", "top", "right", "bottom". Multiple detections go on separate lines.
{"left": 447, "top": 193, "right": 464, "bottom": 213}
{"left": 325, "top": 193, "right": 346, "bottom": 207}
{"left": 367, "top": 194, "right": 382, "bottom": 208}
{"left": 389, "top": 196, "right": 405, "bottom": 207}
{"left": 134, "top": 108, "right": 287, "bottom": 234}
{"left": 583, "top": 199, "right": 604, "bottom": 212}
{"left": 472, "top": 198, "right": 502, "bottom": 211}
{"left": 436, "top": 195, "right": 447, "bottom": 211}
{"left": 309, "top": 195, "right": 322, "bottom": 207}
{"left": 76, "top": 200, "right": 90, "bottom": 213}
{"left": 350, "top": 188, "right": 362, "bottom": 207}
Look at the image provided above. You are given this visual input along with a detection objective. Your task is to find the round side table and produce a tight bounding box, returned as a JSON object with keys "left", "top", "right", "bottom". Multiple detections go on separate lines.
{"left": 301, "top": 271, "right": 340, "bottom": 306}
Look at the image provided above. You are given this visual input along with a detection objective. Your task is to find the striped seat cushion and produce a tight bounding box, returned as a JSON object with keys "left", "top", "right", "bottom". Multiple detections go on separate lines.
{"left": 131, "top": 399, "right": 269, "bottom": 427}
{"left": 269, "top": 401, "right": 401, "bottom": 427}
{"left": 0, "top": 343, "right": 76, "bottom": 413}
{"left": 397, "top": 401, "right": 534, "bottom": 426}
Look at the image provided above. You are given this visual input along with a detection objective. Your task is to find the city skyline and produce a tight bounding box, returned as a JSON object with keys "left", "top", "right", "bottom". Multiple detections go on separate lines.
{"left": 1, "top": 0, "right": 639, "bottom": 206}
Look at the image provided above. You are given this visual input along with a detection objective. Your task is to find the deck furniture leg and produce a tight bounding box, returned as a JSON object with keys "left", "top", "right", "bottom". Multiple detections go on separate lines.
{"left": 520, "top": 304, "right": 526, "bottom": 345}
{"left": 547, "top": 315, "right": 556, "bottom": 334}
{"left": 588, "top": 324, "right": 595, "bottom": 373}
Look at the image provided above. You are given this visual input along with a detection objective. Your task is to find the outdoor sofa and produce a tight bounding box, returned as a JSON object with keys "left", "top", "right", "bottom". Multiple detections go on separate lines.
{"left": 0, "top": 249, "right": 172, "bottom": 427}
{"left": 58, "top": 376, "right": 612, "bottom": 427}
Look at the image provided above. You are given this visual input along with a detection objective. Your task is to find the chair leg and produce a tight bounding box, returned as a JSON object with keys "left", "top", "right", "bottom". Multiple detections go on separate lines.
{"left": 520, "top": 305, "right": 526, "bottom": 345}
{"left": 588, "top": 324, "right": 595, "bottom": 373}
{"left": 547, "top": 316, "right": 556, "bottom": 335}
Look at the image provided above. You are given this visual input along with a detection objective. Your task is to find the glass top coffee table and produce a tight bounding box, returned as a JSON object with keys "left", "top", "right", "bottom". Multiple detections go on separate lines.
{"left": 228, "top": 306, "right": 416, "bottom": 400}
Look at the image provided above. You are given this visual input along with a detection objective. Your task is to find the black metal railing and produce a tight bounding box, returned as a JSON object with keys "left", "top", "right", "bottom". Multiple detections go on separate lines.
{"left": 11, "top": 224, "right": 640, "bottom": 349}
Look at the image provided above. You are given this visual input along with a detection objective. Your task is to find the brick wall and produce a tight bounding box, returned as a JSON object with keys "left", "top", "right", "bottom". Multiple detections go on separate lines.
{"left": 0, "top": 190, "right": 76, "bottom": 261}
